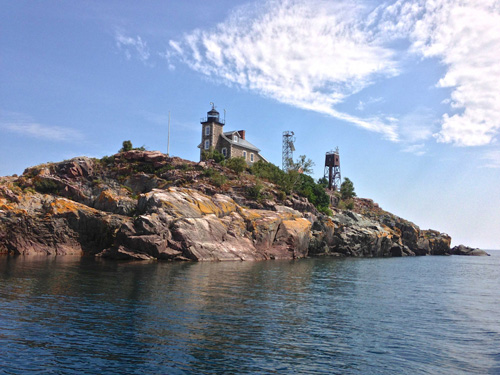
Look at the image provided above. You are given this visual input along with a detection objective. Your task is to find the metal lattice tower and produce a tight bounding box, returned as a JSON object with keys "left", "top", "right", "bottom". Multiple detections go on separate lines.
{"left": 324, "top": 147, "right": 341, "bottom": 191}
{"left": 282, "top": 131, "right": 295, "bottom": 172}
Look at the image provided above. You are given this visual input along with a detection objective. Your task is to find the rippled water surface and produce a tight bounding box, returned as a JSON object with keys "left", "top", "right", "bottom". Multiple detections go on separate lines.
{"left": 1, "top": 252, "right": 499, "bottom": 374}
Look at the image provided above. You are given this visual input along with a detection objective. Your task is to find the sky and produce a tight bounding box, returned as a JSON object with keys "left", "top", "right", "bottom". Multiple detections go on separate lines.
{"left": 1, "top": 0, "right": 499, "bottom": 249}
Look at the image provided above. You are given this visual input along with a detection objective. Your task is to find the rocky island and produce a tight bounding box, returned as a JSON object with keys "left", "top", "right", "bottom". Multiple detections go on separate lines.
{"left": 0, "top": 150, "right": 484, "bottom": 261}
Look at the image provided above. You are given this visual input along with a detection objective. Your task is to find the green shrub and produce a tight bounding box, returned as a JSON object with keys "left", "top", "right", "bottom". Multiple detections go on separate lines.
{"left": 156, "top": 164, "right": 175, "bottom": 175}
{"left": 251, "top": 159, "right": 331, "bottom": 213}
{"left": 338, "top": 199, "right": 354, "bottom": 210}
{"left": 134, "top": 163, "right": 155, "bottom": 174}
{"left": 179, "top": 163, "right": 194, "bottom": 171}
{"left": 210, "top": 172, "right": 227, "bottom": 187}
{"left": 202, "top": 168, "right": 215, "bottom": 178}
{"left": 225, "top": 157, "right": 247, "bottom": 174}
{"left": 277, "top": 190, "right": 287, "bottom": 201}
{"left": 250, "top": 160, "right": 294, "bottom": 193}
{"left": 247, "top": 180, "right": 264, "bottom": 200}
{"left": 201, "top": 148, "right": 225, "bottom": 163}
{"left": 100, "top": 155, "right": 114, "bottom": 165}
{"left": 317, "top": 177, "right": 329, "bottom": 188}
{"left": 318, "top": 206, "right": 333, "bottom": 216}
{"left": 34, "top": 179, "right": 59, "bottom": 194}
{"left": 296, "top": 174, "right": 330, "bottom": 213}
{"left": 120, "top": 140, "right": 132, "bottom": 152}
{"left": 24, "top": 187, "right": 36, "bottom": 194}
{"left": 119, "top": 140, "right": 146, "bottom": 153}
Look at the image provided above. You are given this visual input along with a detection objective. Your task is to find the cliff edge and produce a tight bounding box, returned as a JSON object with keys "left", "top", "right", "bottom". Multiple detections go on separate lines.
{"left": 0, "top": 151, "right": 454, "bottom": 260}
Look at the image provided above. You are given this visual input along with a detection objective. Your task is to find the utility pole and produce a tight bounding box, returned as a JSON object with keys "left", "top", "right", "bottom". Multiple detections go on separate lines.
{"left": 167, "top": 111, "right": 170, "bottom": 156}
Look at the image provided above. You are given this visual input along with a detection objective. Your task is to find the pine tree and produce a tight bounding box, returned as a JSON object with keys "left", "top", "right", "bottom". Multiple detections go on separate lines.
{"left": 340, "top": 177, "right": 356, "bottom": 200}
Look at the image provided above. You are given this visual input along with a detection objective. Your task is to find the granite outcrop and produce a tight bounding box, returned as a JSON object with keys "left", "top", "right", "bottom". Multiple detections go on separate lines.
{"left": 0, "top": 151, "right": 463, "bottom": 261}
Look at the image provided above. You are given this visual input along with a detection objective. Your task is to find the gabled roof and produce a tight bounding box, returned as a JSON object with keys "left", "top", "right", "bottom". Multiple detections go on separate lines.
{"left": 223, "top": 131, "right": 260, "bottom": 152}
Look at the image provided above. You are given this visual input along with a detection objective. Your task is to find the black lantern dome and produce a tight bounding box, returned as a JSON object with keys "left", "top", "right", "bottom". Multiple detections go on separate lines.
{"left": 207, "top": 108, "right": 219, "bottom": 123}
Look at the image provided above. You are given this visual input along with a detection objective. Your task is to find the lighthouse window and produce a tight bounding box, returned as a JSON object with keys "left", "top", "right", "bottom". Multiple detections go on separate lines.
{"left": 243, "top": 151, "right": 247, "bottom": 160}
{"left": 233, "top": 135, "right": 238, "bottom": 142}
{"left": 205, "top": 126, "right": 210, "bottom": 136}
{"left": 204, "top": 140, "right": 210, "bottom": 150}
{"left": 250, "top": 153, "right": 254, "bottom": 162}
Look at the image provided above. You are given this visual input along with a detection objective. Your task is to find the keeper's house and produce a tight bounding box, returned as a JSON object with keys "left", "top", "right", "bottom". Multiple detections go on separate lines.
{"left": 198, "top": 104, "right": 267, "bottom": 165}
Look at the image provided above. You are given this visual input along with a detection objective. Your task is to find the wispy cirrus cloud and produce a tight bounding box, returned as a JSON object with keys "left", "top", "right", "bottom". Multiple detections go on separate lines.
{"left": 386, "top": 0, "right": 500, "bottom": 147}
{"left": 1, "top": 111, "right": 83, "bottom": 142}
{"left": 163, "top": 0, "right": 500, "bottom": 148}
{"left": 481, "top": 150, "right": 500, "bottom": 168}
{"left": 356, "top": 97, "right": 383, "bottom": 112}
{"left": 166, "top": 0, "right": 400, "bottom": 141}
{"left": 401, "top": 143, "right": 426, "bottom": 156}
{"left": 115, "top": 31, "right": 151, "bottom": 64}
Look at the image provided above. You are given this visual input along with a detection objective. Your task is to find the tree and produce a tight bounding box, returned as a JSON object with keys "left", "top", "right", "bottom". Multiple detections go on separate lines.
{"left": 317, "top": 177, "right": 329, "bottom": 188}
{"left": 292, "top": 155, "right": 315, "bottom": 175}
{"left": 120, "top": 140, "right": 133, "bottom": 152}
{"left": 119, "top": 140, "right": 146, "bottom": 153}
{"left": 340, "top": 177, "right": 356, "bottom": 200}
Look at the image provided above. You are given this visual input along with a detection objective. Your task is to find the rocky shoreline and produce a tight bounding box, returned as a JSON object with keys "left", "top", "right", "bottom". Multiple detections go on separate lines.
{"left": 0, "top": 151, "right": 486, "bottom": 260}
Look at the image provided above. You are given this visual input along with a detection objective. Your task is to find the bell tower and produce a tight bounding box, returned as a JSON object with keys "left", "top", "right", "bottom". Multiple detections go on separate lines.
{"left": 200, "top": 102, "right": 225, "bottom": 160}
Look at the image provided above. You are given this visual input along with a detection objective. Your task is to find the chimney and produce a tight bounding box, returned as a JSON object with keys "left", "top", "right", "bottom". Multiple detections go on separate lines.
{"left": 238, "top": 130, "right": 246, "bottom": 140}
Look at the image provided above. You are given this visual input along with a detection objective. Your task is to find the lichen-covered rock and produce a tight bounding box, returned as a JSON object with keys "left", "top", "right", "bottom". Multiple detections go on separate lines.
{"left": 0, "top": 194, "right": 125, "bottom": 256}
{"left": 0, "top": 152, "right": 455, "bottom": 261}
{"left": 308, "top": 207, "right": 451, "bottom": 258}
{"left": 309, "top": 210, "right": 400, "bottom": 257}
{"left": 96, "top": 187, "right": 313, "bottom": 261}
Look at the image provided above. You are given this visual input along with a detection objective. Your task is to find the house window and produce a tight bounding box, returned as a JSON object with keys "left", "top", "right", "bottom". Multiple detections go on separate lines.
{"left": 222, "top": 147, "right": 227, "bottom": 157}
{"left": 233, "top": 135, "right": 238, "bottom": 142}
{"left": 243, "top": 151, "right": 247, "bottom": 159}
{"left": 205, "top": 126, "right": 210, "bottom": 136}
{"left": 204, "top": 140, "right": 210, "bottom": 150}
{"left": 250, "top": 153, "right": 254, "bottom": 162}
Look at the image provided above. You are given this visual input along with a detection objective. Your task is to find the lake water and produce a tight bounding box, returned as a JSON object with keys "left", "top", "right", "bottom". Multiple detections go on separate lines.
{"left": 1, "top": 252, "right": 499, "bottom": 374}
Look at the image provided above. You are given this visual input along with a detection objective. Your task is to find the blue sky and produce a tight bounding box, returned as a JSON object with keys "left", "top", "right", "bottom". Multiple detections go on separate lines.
{"left": 1, "top": 0, "right": 499, "bottom": 249}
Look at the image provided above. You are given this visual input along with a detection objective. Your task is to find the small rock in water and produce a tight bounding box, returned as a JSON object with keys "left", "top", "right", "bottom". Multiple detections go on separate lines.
{"left": 450, "top": 244, "right": 490, "bottom": 256}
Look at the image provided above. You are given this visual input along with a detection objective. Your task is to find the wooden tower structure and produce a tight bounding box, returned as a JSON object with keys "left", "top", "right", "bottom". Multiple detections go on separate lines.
{"left": 324, "top": 147, "right": 341, "bottom": 191}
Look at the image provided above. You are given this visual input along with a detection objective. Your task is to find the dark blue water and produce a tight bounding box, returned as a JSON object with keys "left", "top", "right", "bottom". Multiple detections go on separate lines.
{"left": 1, "top": 252, "right": 499, "bottom": 374}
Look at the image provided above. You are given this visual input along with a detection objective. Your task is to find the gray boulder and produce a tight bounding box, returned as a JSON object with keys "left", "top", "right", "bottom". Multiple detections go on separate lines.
{"left": 451, "top": 245, "right": 490, "bottom": 256}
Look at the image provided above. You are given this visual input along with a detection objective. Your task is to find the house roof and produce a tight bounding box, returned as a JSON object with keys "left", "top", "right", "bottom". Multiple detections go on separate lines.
{"left": 223, "top": 131, "right": 260, "bottom": 152}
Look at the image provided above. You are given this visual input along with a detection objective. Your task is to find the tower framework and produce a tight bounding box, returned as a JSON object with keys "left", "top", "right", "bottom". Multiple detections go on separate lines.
{"left": 282, "top": 131, "right": 295, "bottom": 172}
{"left": 324, "top": 147, "right": 341, "bottom": 191}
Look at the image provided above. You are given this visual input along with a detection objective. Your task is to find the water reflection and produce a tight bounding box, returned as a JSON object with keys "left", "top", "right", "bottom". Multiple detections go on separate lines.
{"left": 0, "top": 254, "right": 499, "bottom": 374}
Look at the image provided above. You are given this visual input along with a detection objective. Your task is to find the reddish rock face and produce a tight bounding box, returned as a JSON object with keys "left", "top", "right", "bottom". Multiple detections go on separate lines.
{"left": 0, "top": 152, "right": 453, "bottom": 261}
{"left": 100, "top": 188, "right": 313, "bottom": 261}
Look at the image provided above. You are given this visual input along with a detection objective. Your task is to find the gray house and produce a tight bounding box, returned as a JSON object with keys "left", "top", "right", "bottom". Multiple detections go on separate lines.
{"left": 199, "top": 104, "right": 267, "bottom": 164}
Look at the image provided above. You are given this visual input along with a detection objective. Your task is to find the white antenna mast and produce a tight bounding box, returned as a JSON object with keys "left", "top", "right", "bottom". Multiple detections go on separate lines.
{"left": 224, "top": 109, "right": 226, "bottom": 124}
{"left": 167, "top": 111, "right": 170, "bottom": 156}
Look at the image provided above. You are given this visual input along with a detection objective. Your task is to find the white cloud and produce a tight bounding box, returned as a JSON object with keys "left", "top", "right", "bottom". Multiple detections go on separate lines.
{"left": 356, "top": 96, "right": 383, "bottom": 111}
{"left": 404, "top": 0, "right": 500, "bottom": 146}
{"left": 1, "top": 111, "right": 83, "bottom": 142}
{"left": 393, "top": 107, "right": 438, "bottom": 155}
{"left": 164, "top": 0, "right": 500, "bottom": 148}
{"left": 167, "top": 0, "right": 400, "bottom": 141}
{"left": 115, "top": 32, "right": 151, "bottom": 63}
{"left": 481, "top": 150, "right": 500, "bottom": 168}
{"left": 398, "top": 107, "right": 437, "bottom": 142}
{"left": 402, "top": 143, "right": 426, "bottom": 156}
